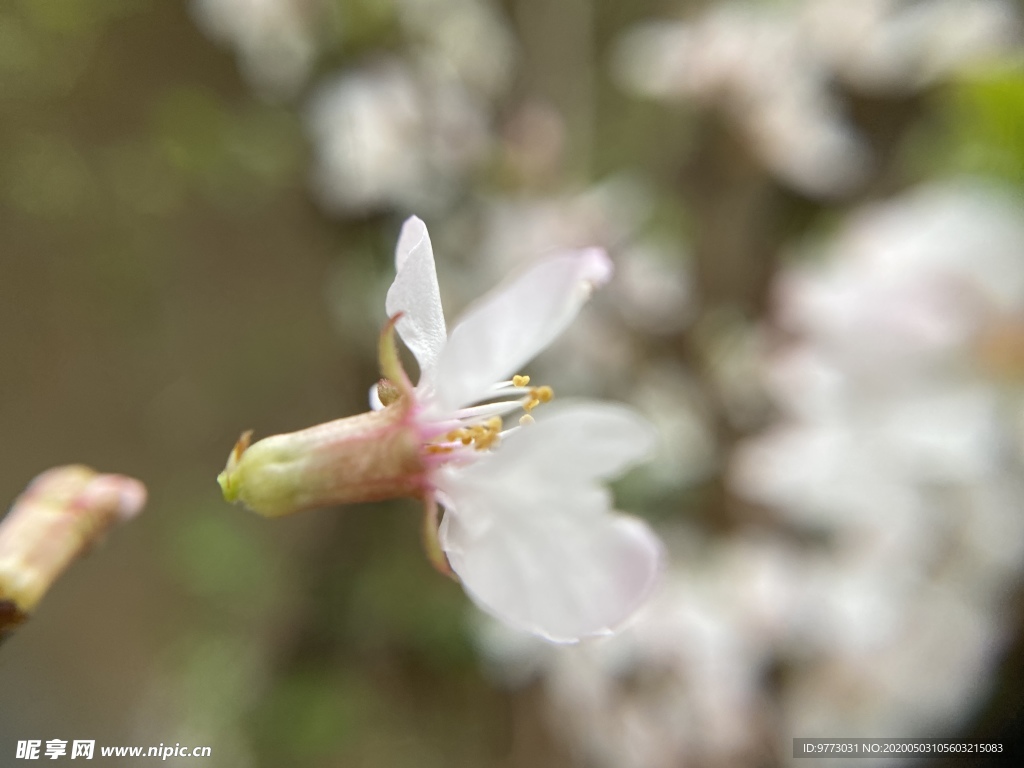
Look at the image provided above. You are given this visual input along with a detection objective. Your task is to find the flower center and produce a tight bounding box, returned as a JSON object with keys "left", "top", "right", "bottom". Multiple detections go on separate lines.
{"left": 422, "top": 373, "right": 554, "bottom": 458}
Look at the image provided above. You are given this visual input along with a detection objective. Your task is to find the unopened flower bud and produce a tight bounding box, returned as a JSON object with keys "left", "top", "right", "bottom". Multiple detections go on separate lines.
{"left": 0, "top": 465, "right": 147, "bottom": 639}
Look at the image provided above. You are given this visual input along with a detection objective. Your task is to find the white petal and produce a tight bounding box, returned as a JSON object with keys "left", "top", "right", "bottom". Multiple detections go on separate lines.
{"left": 385, "top": 216, "right": 447, "bottom": 380}
{"left": 434, "top": 399, "right": 661, "bottom": 641}
{"left": 439, "top": 493, "right": 662, "bottom": 642}
{"left": 486, "top": 400, "right": 657, "bottom": 488}
{"left": 432, "top": 249, "right": 613, "bottom": 411}
{"left": 437, "top": 400, "right": 655, "bottom": 535}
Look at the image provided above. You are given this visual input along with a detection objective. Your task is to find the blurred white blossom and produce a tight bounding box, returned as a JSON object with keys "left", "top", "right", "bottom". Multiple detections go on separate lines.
{"left": 735, "top": 180, "right": 1024, "bottom": 746}
{"left": 614, "top": 0, "right": 1019, "bottom": 197}
{"left": 478, "top": 178, "right": 655, "bottom": 278}
{"left": 480, "top": 181, "right": 1024, "bottom": 766}
{"left": 629, "top": 363, "right": 717, "bottom": 490}
{"left": 614, "top": 4, "right": 870, "bottom": 197}
{"left": 476, "top": 178, "right": 692, "bottom": 335}
{"left": 306, "top": 61, "right": 490, "bottom": 214}
{"left": 191, "top": 0, "right": 516, "bottom": 212}
{"left": 804, "top": 0, "right": 1019, "bottom": 94}
{"left": 191, "top": 0, "right": 321, "bottom": 99}
{"left": 396, "top": 0, "right": 517, "bottom": 98}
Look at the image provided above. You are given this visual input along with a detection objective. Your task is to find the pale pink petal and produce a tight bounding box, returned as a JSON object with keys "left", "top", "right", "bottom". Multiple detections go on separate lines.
{"left": 434, "top": 400, "right": 661, "bottom": 641}
{"left": 439, "top": 493, "right": 662, "bottom": 642}
{"left": 431, "top": 249, "right": 613, "bottom": 412}
{"left": 385, "top": 216, "right": 447, "bottom": 380}
{"left": 490, "top": 400, "right": 656, "bottom": 487}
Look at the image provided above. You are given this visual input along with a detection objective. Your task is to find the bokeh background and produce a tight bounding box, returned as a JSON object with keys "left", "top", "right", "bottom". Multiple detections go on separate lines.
{"left": 2, "top": 0, "right": 1024, "bottom": 766}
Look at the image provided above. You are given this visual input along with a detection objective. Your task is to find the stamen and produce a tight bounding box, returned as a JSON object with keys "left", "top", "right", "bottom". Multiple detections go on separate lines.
{"left": 376, "top": 378, "right": 402, "bottom": 407}
{"left": 453, "top": 401, "right": 524, "bottom": 421}
{"left": 423, "top": 375, "right": 553, "bottom": 458}
{"left": 475, "top": 430, "right": 499, "bottom": 450}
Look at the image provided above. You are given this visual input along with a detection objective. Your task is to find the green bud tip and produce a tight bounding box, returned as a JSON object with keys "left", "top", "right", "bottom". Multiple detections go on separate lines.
{"left": 218, "top": 430, "right": 252, "bottom": 504}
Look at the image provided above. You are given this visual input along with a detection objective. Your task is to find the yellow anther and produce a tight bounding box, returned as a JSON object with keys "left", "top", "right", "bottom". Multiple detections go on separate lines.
{"left": 426, "top": 445, "right": 454, "bottom": 455}
{"left": 512, "top": 374, "right": 530, "bottom": 387}
{"left": 376, "top": 378, "right": 402, "bottom": 407}
{"left": 446, "top": 430, "right": 463, "bottom": 442}
{"left": 519, "top": 414, "right": 535, "bottom": 426}
{"left": 534, "top": 385, "right": 554, "bottom": 403}
{"left": 475, "top": 431, "right": 500, "bottom": 450}
{"left": 523, "top": 398, "right": 540, "bottom": 413}
{"left": 486, "top": 416, "right": 503, "bottom": 431}
{"left": 460, "top": 435, "right": 473, "bottom": 445}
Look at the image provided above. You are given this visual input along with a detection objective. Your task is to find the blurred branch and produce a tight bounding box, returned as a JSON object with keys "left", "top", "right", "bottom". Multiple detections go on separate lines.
{"left": 0, "top": 465, "right": 146, "bottom": 642}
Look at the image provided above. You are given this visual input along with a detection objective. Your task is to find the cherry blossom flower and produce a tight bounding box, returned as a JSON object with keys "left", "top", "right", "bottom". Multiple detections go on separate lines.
{"left": 219, "top": 216, "right": 663, "bottom": 641}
